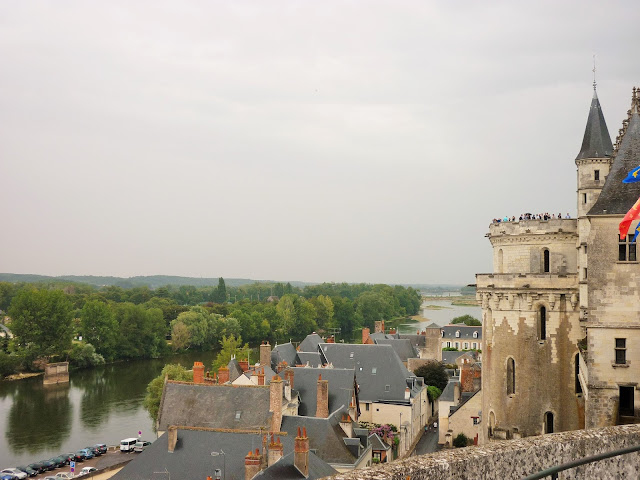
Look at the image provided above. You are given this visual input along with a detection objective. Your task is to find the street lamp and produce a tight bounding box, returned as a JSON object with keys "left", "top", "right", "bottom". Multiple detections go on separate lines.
{"left": 211, "top": 450, "right": 226, "bottom": 480}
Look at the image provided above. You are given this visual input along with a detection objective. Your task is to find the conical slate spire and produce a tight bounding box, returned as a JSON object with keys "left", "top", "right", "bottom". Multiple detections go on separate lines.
{"left": 589, "top": 87, "right": 640, "bottom": 215}
{"left": 575, "top": 88, "right": 613, "bottom": 160}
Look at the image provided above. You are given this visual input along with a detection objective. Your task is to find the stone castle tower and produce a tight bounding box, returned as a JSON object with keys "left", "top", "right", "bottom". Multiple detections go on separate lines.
{"left": 477, "top": 84, "right": 640, "bottom": 443}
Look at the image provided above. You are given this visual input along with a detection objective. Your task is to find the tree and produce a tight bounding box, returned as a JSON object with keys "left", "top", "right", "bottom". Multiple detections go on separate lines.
{"left": 81, "top": 300, "right": 118, "bottom": 360}
{"left": 276, "top": 295, "right": 296, "bottom": 336}
{"left": 9, "top": 289, "right": 73, "bottom": 358}
{"left": 68, "top": 343, "right": 105, "bottom": 369}
{"left": 311, "top": 295, "right": 334, "bottom": 330}
{"left": 143, "top": 364, "right": 192, "bottom": 422}
{"left": 211, "top": 334, "right": 250, "bottom": 372}
{"left": 170, "top": 321, "right": 190, "bottom": 351}
{"left": 414, "top": 361, "right": 449, "bottom": 391}
{"left": 213, "top": 277, "right": 227, "bottom": 304}
{"left": 451, "top": 315, "right": 481, "bottom": 326}
{"left": 427, "top": 386, "right": 442, "bottom": 402}
{"left": 453, "top": 433, "right": 470, "bottom": 448}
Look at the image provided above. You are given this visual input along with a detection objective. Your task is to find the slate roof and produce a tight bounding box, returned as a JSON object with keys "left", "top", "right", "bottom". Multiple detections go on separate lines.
{"left": 425, "top": 322, "right": 441, "bottom": 329}
{"left": 374, "top": 339, "right": 418, "bottom": 362}
{"left": 290, "top": 367, "right": 356, "bottom": 417}
{"left": 241, "top": 365, "right": 277, "bottom": 384}
{"left": 398, "top": 333, "right": 427, "bottom": 348}
{"left": 280, "top": 409, "right": 363, "bottom": 465}
{"left": 296, "top": 352, "right": 323, "bottom": 367}
{"left": 368, "top": 433, "right": 390, "bottom": 451}
{"left": 589, "top": 94, "right": 640, "bottom": 215}
{"left": 254, "top": 451, "right": 337, "bottom": 480}
{"left": 112, "top": 428, "right": 294, "bottom": 480}
{"left": 272, "top": 342, "right": 299, "bottom": 369}
{"left": 298, "top": 333, "right": 324, "bottom": 352}
{"left": 157, "top": 382, "right": 272, "bottom": 432}
{"left": 576, "top": 89, "right": 614, "bottom": 160}
{"left": 368, "top": 332, "right": 396, "bottom": 342}
{"left": 228, "top": 357, "right": 244, "bottom": 382}
{"left": 442, "top": 325, "right": 481, "bottom": 339}
{"left": 440, "top": 380, "right": 459, "bottom": 402}
{"left": 318, "top": 343, "right": 422, "bottom": 403}
{"left": 442, "top": 350, "right": 479, "bottom": 365}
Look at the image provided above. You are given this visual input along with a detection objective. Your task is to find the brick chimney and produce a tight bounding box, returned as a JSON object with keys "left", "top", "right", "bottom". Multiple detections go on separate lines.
{"left": 244, "top": 449, "right": 261, "bottom": 480}
{"left": 268, "top": 434, "right": 284, "bottom": 466}
{"left": 168, "top": 426, "right": 178, "bottom": 453}
{"left": 260, "top": 341, "right": 271, "bottom": 367}
{"left": 339, "top": 413, "right": 354, "bottom": 438}
{"left": 193, "top": 362, "right": 205, "bottom": 384}
{"left": 294, "top": 427, "right": 309, "bottom": 477}
{"left": 217, "top": 366, "right": 230, "bottom": 384}
{"left": 238, "top": 358, "right": 249, "bottom": 372}
{"left": 269, "top": 375, "right": 283, "bottom": 433}
{"left": 256, "top": 367, "right": 265, "bottom": 386}
{"left": 374, "top": 320, "right": 385, "bottom": 333}
{"left": 284, "top": 368, "right": 294, "bottom": 389}
{"left": 326, "top": 335, "right": 335, "bottom": 343}
{"left": 316, "top": 374, "right": 329, "bottom": 418}
{"left": 362, "top": 327, "right": 370, "bottom": 344}
{"left": 389, "top": 328, "right": 396, "bottom": 335}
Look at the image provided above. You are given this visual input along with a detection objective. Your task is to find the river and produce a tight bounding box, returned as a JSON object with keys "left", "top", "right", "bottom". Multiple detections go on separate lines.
{"left": 0, "top": 299, "right": 481, "bottom": 469}
{"left": 0, "top": 350, "right": 218, "bottom": 468}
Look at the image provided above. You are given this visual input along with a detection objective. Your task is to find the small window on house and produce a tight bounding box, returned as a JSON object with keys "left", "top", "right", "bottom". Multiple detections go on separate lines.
{"left": 472, "top": 417, "right": 480, "bottom": 425}
{"left": 544, "top": 412, "right": 554, "bottom": 434}
{"left": 543, "top": 249, "right": 550, "bottom": 273}
{"left": 384, "top": 385, "right": 390, "bottom": 392}
{"left": 583, "top": 268, "right": 588, "bottom": 280}
{"left": 584, "top": 245, "right": 587, "bottom": 254}
{"left": 619, "top": 235, "right": 637, "bottom": 262}
{"left": 446, "top": 341, "right": 451, "bottom": 348}
{"left": 615, "top": 338, "right": 626, "bottom": 364}
{"left": 507, "top": 358, "right": 515, "bottom": 395}
{"left": 539, "top": 306, "right": 547, "bottom": 341}
{"left": 365, "top": 403, "right": 370, "bottom": 411}
{"left": 372, "top": 367, "right": 377, "bottom": 375}
{"left": 594, "top": 170, "right": 600, "bottom": 181}
{"left": 583, "top": 193, "right": 587, "bottom": 204}
{"left": 464, "top": 343, "right": 469, "bottom": 349}
{"left": 455, "top": 331, "right": 460, "bottom": 338}
{"left": 441, "top": 331, "right": 445, "bottom": 337}
{"left": 455, "top": 342, "right": 460, "bottom": 349}
{"left": 473, "top": 342, "right": 477, "bottom": 349}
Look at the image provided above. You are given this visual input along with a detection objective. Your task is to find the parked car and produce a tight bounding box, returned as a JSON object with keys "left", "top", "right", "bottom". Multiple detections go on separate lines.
{"left": 16, "top": 466, "right": 37, "bottom": 478}
{"left": 43, "top": 477, "right": 57, "bottom": 480}
{"left": 78, "top": 467, "right": 97, "bottom": 477}
{"left": 84, "top": 446, "right": 101, "bottom": 457}
{"left": 48, "top": 457, "right": 66, "bottom": 469}
{"left": 62, "top": 453, "right": 82, "bottom": 463}
{"left": 120, "top": 437, "right": 138, "bottom": 453}
{"left": 0, "top": 474, "right": 18, "bottom": 480}
{"left": 26, "top": 463, "right": 46, "bottom": 474}
{"left": 0, "top": 469, "right": 26, "bottom": 480}
{"left": 54, "top": 473, "right": 74, "bottom": 479}
{"left": 76, "top": 449, "right": 94, "bottom": 460}
{"left": 93, "top": 444, "right": 107, "bottom": 455}
{"left": 39, "top": 460, "right": 55, "bottom": 471}
{"left": 133, "top": 440, "right": 152, "bottom": 453}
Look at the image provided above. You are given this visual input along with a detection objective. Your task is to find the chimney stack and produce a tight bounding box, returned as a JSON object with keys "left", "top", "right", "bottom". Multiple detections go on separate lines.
{"left": 339, "top": 413, "right": 354, "bottom": 438}
{"left": 238, "top": 359, "right": 249, "bottom": 372}
{"left": 405, "top": 387, "right": 410, "bottom": 401}
{"left": 269, "top": 375, "right": 283, "bottom": 433}
{"left": 268, "top": 435, "right": 284, "bottom": 466}
{"left": 260, "top": 341, "right": 272, "bottom": 367}
{"left": 326, "top": 335, "right": 335, "bottom": 343}
{"left": 217, "top": 366, "right": 230, "bottom": 384}
{"left": 284, "top": 368, "right": 294, "bottom": 389}
{"left": 316, "top": 374, "right": 329, "bottom": 418}
{"left": 294, "top": 427, "right": 309, "bottom": 477}
{"left": 168, "top": 426, "right": 178, "bottom": 453}
{"left": 244, "top": 449, "right": 261, "bottom": 480}
{"left": 362, "top": 327, "right": 370, "bottom": 345}
{"left": 193, "top": 362, "right": 205, "bottom": 384}
{"left": 257, "top": 367, "right": 265, "bottom": 386}
{"left": 374, "top": 320, "right": 385, "bottom": 333}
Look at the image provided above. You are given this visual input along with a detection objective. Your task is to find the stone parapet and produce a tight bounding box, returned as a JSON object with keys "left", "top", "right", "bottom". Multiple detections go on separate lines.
{"left": 477, "top": 273, "right": 578, "bottom": 291}
{"left": 489, "top": 219, "right": 577, "bottom": 238}
{"left": 328, "top": 424, "right": 640, "bottom": 479}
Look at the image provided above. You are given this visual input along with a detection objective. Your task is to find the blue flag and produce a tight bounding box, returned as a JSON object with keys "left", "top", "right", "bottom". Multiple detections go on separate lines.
{"left": 623, "top": 165, "right": 640, "bottom": 183}
{"left": 634, "top": 222, "right": 640, "bottom": 243}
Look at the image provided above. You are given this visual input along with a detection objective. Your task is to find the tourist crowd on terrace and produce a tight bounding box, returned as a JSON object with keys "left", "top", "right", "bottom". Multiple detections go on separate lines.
{"left": 492, "top": 212, "right": 571, "bottom": 223}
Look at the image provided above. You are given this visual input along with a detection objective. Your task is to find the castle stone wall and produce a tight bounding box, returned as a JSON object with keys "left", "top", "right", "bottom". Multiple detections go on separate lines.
{"left": 328, "top": 424, "right": 640, "bottom": 480}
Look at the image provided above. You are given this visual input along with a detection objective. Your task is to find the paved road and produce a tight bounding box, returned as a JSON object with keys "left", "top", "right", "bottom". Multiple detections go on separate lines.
{"left": 414, "top": 425, "right": 441, "bottom": 456}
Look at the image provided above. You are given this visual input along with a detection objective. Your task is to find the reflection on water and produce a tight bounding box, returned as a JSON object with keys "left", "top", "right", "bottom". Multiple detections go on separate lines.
{"left": 398, "top": 299, "right": 482, "bottom": 333}
{"left": 7, "top": 382, "right": 72, "bottom": 454}
{"left": 0, "top": 350, "right": 218, "bottom": 468}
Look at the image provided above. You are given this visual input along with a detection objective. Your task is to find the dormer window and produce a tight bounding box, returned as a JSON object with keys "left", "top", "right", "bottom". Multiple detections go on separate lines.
{"left": 372, "top": 367, "right": 377, "bottom": 375}
{"left": 455, "top": 331, "right": 460, "bottom": 338}
{"left": 441, "top": 331, "right": 445, "bottom": 338}
{"left": 473, "top": 331, "right": 478, "bottom": 339}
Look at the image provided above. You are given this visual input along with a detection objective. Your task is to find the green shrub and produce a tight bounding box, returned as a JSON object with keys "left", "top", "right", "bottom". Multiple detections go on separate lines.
{"left": 453, "top": 433, "right": 470, "bottom": 448}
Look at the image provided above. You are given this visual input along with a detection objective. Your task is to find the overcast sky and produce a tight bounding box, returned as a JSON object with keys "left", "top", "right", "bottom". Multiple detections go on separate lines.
{"left": 1, "top": 1, "right": 639, "bottom": 285}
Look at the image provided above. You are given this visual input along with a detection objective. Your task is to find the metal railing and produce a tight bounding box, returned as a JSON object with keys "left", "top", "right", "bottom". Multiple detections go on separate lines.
{"left": 523, "top": 443, "right": 640, "bottom": 479}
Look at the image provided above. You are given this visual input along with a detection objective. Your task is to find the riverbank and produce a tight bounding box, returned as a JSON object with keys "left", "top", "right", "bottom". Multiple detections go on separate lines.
{"left": 422, "top": 295, "right": 478, "bottom": 307}
{"left": 3, "top": 372, "right": 43, "bottom": 381}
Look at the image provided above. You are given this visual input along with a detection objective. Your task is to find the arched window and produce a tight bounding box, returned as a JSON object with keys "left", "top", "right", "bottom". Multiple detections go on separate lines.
{"left": 455, "top": 330, "right": 460, "bottom": 338}
{"left": 544, "top": 412, "right": 554, "bottom": 434}
{"left": 539, "top": 306, "right": 547, "bottom": 340}
{"left": 543, "top": 249, "right": 550, "bottom": 273}
{"left": 507, "top": 358, "right": 515, "bottom": 395}
{"left": 473, "top": 331, "right": 478, "bottom": 339}
{"left": 498, "top": 249, "right": 504, "bottom": 273}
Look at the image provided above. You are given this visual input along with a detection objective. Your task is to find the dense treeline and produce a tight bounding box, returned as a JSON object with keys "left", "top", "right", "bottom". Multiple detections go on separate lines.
{"left": 0, "top": 279, "right": 421, "bottom": 378}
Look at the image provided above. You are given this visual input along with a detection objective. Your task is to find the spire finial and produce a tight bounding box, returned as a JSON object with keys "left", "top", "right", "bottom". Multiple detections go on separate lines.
{"left": 592, "top": 54, "right": 597, "bottom": 91}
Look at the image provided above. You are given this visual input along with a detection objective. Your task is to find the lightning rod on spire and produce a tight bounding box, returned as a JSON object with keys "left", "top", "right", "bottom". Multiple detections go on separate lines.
{"left": 592, "top": 54, "right": 597, "bottom": 91}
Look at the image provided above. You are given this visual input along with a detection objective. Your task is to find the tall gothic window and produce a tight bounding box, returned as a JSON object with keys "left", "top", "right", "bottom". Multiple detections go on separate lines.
{"left": 543, "top": 249, "right": 550, "bottom": 273}
{"left": 506, "top": 358, "right": 515, "bottom": 395}
{"left": 539, "top": 306, "right": 547, "bottom": 341}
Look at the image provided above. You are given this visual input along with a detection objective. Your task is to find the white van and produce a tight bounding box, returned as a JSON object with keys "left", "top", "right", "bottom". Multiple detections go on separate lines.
{"left": 120, "top": 437, "right": 138, "bottom": 453}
